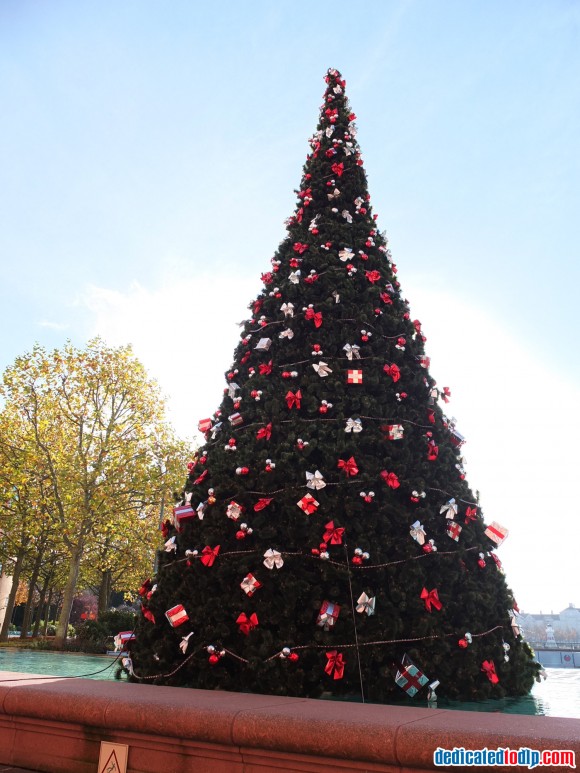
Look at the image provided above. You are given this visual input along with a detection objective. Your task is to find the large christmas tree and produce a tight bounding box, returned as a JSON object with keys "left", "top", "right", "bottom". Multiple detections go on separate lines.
{"left": 129, "top": 69, "right": 539, "bottom": 702}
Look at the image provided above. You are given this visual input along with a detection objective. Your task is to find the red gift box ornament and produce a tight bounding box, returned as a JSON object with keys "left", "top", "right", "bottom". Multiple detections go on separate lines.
{"left": 200, "top": 545, "right": 220, "bottom": 567}
{"left": 236, "top": 612, "right": 259, "bottom": 635}
{"left": 165, "top": 604, "right": 189, "bottom": 628}
{"left": 481, "top": 660, "right": 500, "bottom": 684}
{"left": 325, "top": 650, "right": 345, "bottom": 680}
{"left": 317, "top": 600, "right": 340, "bottom": 630}
{"left": 446, "top": 522, "right": 462, "bottom": 542}
{"left": 198, "top": 418, "right": 213, "bottom": 433}
{"left": 337, "top": 456, "right": 358, "bottom": 477}
{"left": 173, "top": 504, "right": 196, "bottom": 531}
{"left": 323, "top": 520, "right": 345, "bottom": 545}
{"left": 228, "top": 412, "right": 244, "bottom": 426}
{"left": 485, "top": 521, "right": 509, "bottom": 546}
{"left": 297, "top": 493, "right": 319, "bottom": 514}
{"left": 421, "top": 587, "right": 443, "bottom": 612}
{"left": 347, "top": 369, "right": 363, "bottom": 384}
{"left": 240, "top": 573, "right": 262, "bottom": 597}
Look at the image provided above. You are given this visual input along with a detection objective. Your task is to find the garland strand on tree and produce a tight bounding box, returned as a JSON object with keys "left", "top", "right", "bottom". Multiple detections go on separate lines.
{"left": 128, "top": 68, "right": 539, "bottom": 703}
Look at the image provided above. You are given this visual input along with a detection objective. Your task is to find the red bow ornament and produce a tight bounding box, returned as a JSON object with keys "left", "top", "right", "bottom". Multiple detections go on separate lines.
{"left": 383, "top": 363, "right": 401, "bottom": 382}
{"left": 259, "top": 361, "right": 273, "bottom": 375}
{"left": 254, "top": 497, "right": 273, "bottom": 512}
{"left": 323, "top": 520, "right": 345, "bottom": 545}
{"left": 337, "top": 456, "right": 359, "bottom": 477}
{"left": 236, "top": 612, "right": 258, "bottom": 636}
{"left": 481, "top": 660, "right": 499, "bottom": 684}
{"left": 141, "top": 605, "right": 155, "bottom": 624}
{"left": 380, "top": 470, "right": 400, "bottom": 488}
{"left": 365, "top": 269, "right": 381, "bottom": 284}
{"left": 193, "top": 469, "right": 208, "bottom": 485}
{"left": 465, "top": 506, "right": 478, "bottom": 524}
{"left": 201, "top": 545, "right": 220, "bottom": 567}
{"left": 256, "top": 422, "right": 272, "bottom": 440}
{"left": 286, "top": 390, "right": 302, "bottom": 409}
{"left": 420, "top": 587, "right": 443, "bottom": 612}
{"left": 331, "top": 162, "right": 344, "bottom": 177}
{"left": 427, "top": 440, "right": 439, "bottom": 461}
{"left": 325, "top": 650, "right": 346, "bottom": 680}
{"left": 293, "top": 242, "right": 309, "bottom": 254}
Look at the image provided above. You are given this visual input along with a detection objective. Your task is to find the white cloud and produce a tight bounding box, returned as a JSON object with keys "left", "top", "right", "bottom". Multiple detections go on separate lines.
{"left": 82, "top": 272, "right": 259, "bottom": 441}
{"left": 409, "top": 281, "right": 580, "bottom": 614}
{"left": 39, "top": 320, "right": 68, "bottom": 330}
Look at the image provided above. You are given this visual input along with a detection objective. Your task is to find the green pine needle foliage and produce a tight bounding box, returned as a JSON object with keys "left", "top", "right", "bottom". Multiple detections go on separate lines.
{"left": 129, "top": 69, "right": 539, "bottom": 703}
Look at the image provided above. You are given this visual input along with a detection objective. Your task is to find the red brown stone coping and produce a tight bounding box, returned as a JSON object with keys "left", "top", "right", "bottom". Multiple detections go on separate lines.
{"left": 0, "top": 672, "right": 578, "bottom": 772}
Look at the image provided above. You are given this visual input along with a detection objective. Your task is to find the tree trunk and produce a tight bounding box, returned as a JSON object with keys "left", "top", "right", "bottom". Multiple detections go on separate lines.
{"left": 97, "top": 569, "right": 112, "bottom": 616}
{"left": 33, "top": 572, "right": 50, "bottom": 637}
{"left": 20, "top": 549, "right": 43, "bottom": 640}
{"left": 42, "top": 588, "right": 54, "bottom": 636}
{"left": 0, "top": 548, "right": 26, "bottom": 642}
{"left": 54, "top": 545, "right": 83, "bottom": 648}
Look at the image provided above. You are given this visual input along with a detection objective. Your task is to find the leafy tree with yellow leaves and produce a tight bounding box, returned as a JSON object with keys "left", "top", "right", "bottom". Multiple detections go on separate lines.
{"left": 0, "top": 338, "right": 192, "bottom": 647}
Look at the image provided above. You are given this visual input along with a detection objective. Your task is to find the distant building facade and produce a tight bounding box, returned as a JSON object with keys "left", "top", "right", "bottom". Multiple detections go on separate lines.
{"left": 518, "top": 604, "right": 580, "bottom": 646}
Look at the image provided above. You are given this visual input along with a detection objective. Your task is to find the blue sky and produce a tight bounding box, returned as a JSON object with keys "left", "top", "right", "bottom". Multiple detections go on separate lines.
{"left": 1, "top": 0, "right": 579, "bottom": 615}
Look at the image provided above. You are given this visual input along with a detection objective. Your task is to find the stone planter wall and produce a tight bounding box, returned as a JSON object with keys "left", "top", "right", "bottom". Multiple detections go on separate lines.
{"left": 0, "top": 673, "right": 578, "bottom": 772}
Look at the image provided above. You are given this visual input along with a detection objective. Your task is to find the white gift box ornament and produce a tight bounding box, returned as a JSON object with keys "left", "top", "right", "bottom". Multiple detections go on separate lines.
{"left": 255, "top": 338, "right": 272, "bottom": 351}
{"left": 240, "top": 573, "right": 262, "bottom": 596}
{"left": 385, "top": 424, "right": 404, "bottom": 440}
{"left": 446, "top": 522, "right": 462, "bottom": 541}
{"left": 485, "top": 521, "right": 509, "bottom": 546}
{"left": 227, "top": 501, "right": 243, "bottom": 520}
